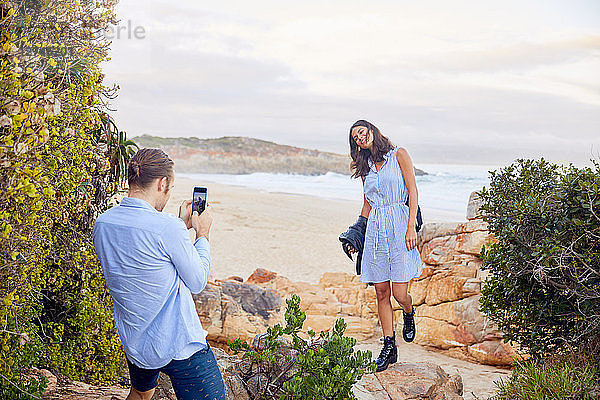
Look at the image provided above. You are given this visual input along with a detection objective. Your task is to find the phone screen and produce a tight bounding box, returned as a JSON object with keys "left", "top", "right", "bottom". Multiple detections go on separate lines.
{"left": 192, "top": 187, "right": 207, "bottom": 214}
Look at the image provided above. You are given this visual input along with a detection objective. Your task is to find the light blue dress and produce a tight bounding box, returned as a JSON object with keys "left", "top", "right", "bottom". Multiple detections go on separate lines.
{"left": 360, "top": 147, "right": 423, "bottom": 283}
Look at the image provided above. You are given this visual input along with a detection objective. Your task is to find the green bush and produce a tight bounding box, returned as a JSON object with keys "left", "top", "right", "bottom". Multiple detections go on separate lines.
{"left": 493, "top": 355, "right": 599, "bottom": 400}
{"left": 0, "top": 0, "right": 134, "bottom": 397}
{"left": 478, "top": 158, "right": 600, "bottom": 360}
{"left": 228, "top": 294, "right": 375, "bottom": 399}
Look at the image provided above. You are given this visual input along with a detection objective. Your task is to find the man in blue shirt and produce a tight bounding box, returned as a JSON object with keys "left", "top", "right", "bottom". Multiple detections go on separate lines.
{"left": 93, "top": 148, "right": 226, "bottom": 400}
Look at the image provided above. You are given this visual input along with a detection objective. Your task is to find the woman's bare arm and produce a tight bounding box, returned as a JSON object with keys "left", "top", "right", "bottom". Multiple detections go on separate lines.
{"left": 360, "top": 176, "right": 371, "bottom": 218}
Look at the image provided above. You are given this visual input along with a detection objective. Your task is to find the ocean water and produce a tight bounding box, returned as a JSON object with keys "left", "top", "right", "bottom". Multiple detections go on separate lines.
{"left": 178, "top": 163, "right": 501, "bottom": 222}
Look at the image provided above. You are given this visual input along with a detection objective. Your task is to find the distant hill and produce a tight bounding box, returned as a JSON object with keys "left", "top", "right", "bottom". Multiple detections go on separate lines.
{"left": 132, "top": 135, "right": 427, "bottom": 176}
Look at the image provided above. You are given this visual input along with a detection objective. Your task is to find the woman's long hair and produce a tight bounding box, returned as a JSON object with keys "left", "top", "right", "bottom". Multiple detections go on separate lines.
{"left": 349, "top": 120, "right": 394, "bottom": 179}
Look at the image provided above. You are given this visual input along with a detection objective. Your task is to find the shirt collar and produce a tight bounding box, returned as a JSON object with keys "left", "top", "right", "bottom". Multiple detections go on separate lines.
{"left": 368, "top": 148, "right": 395, "bottom": 171}
{"left": 120, "top": 196, "right": 158, "bottom": 212}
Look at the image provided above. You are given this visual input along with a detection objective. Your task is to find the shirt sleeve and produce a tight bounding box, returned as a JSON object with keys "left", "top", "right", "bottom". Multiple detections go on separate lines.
{"left": 161, "top": 217, "right": 211, "bottom": 294}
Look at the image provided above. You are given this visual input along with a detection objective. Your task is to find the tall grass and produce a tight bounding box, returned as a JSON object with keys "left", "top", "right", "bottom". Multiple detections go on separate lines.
{"left": 493, "top": 356, "right": 599, "bottom": 400}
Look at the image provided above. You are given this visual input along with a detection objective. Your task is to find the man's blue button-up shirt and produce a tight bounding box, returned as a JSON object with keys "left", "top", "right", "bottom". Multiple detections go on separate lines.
{"left": 92, "top": 197, "right": 210, "bottom": 369}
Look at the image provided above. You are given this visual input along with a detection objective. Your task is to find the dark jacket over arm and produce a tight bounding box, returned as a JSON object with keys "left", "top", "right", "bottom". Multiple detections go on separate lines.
{"left": 338, "top": 215, "right": 367, "bottom": 275}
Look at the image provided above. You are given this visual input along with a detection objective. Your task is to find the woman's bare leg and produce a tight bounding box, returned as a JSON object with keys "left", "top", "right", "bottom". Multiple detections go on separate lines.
{"left": 391, "top": 282, "right": 413, "bottom": 313}
{"left": 374, "top": 281, "right": 394, "bottom": 337}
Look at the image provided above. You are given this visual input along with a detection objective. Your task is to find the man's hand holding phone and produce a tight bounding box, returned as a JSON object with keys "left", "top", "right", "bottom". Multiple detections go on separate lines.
{"left": 192, "top": 209, "right": 212, "bottom": 241}
{"left": 179, "top": 199, "right": 193, "bottom": 229}
{"left": 179, "top": 186, "right": 211, "bottom": 240}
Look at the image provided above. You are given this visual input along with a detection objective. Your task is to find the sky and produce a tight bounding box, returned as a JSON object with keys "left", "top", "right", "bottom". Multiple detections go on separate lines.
{"left": 102, "top": 0, "right": 600, "bottom": 165}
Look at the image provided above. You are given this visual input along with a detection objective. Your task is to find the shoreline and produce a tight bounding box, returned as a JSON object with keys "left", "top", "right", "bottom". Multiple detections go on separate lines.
{"left": 175, "top": 173, "right": 468, "bottom": 223}
{"left": 167, "top": 176, "right": 465, "bottom": 283}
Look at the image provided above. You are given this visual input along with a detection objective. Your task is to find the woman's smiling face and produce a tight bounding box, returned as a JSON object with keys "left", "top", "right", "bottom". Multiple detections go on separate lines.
{"left": 351, "top": 126, "right": 373, "bottom": 149}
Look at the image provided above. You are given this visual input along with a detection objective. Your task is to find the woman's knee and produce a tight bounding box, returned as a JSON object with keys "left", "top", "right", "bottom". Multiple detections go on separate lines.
{"left": 393, "top": 292, "right": 410, "bottom": 305}
{"left": 374, "top": 284, "right": 391, "bottom": 302}
{"left": 392, "top": 285, "right": 410, "bottom": 304}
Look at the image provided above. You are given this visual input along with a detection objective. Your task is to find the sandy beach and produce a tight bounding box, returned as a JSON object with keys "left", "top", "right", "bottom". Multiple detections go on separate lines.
{"left": 167, "top": 175, "right": 463, "bottom": 283}
{"left": 166, "top": 175, "right": 361, "bottom": 283}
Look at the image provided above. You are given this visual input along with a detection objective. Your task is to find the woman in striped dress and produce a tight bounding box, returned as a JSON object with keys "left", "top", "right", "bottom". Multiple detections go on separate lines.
{"left": 348, "top": 120, "right": 423, "bottom": 372}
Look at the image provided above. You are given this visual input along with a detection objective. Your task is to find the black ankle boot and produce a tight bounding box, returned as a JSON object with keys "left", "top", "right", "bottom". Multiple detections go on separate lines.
{"left": 375, "top": 332, "right": 397, "bottom": 372}
{"left": 403, "top": 307, "right": 416, "bottom": 342}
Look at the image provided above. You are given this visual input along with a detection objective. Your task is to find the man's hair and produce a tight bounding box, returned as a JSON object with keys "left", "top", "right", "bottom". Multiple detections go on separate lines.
{"left": 128, "top": 148, "right": 175, "bottom": 190}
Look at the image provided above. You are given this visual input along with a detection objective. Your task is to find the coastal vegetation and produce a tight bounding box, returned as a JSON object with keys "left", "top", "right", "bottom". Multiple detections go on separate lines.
{"left": 478, "top": 158, "right": 600, "bottom": 398}
{"left": 0, "top": 0, "right": 132, "bottom": 397}
{"left": 228, "top": 294, "right": 374, "bottom": 400}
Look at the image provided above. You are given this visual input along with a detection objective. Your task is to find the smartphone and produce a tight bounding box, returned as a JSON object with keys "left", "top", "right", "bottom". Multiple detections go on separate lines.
{"left": 192, "top": 186, "right": 207, "bottom": 215}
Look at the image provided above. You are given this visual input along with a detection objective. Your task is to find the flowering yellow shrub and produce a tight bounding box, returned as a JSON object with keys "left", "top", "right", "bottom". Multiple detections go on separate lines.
{"left": 0, "top": 0, "right": 132, "bottom": 396}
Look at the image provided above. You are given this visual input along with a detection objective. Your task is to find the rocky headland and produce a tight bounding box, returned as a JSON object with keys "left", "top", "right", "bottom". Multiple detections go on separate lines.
{"left": 132, "top": 135, "right": 428, "bottom": 176}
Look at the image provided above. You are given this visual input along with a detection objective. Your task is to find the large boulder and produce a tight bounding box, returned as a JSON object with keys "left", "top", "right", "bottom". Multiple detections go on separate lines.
{"left": 466, "top": 191, "right": 484, "bottom": 220}
{"left": 193, "top": 279, "right": 282, "bottom": 344}
{"left": 408, "top": 191, "right": 520, "bottom": 367}
{"left": 424, "top": 274, "right": 480, "bottom": 306}
{"left": 354, "top": 362, "right": 463, "bottom": 400}
{"left": 467, "top": 340, "right": 518, "bottom": 366}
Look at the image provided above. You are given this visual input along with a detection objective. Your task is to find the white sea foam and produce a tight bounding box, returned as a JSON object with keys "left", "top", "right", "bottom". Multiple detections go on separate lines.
{"left": 178, "top": 163, "right": 501, "bottom": 222}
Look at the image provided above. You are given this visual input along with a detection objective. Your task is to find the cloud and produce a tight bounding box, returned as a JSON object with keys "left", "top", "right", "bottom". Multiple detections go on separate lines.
{"left": 103, "top": 0, "right": 600, "bottom": 165}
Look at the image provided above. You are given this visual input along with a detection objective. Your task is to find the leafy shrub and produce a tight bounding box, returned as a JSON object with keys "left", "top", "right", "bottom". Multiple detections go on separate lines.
{"left": 228, "top": 294, "right": 375, "bottom": 399}
{"left": 0, "top": 0, "right": 134, "bottom": 396}
{"left": 493, "top": 355, "right": 599, "bottom": 400}
{"left": 478, "top": 159, "right": 600, "bottom": 360}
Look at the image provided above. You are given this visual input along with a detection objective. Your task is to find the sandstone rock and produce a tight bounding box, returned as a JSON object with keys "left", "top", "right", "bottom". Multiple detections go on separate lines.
{"left": 194, "top": 280, "right": 282, "bottom": 344}
{"left": 304, "top": 314, "right": 376, "bottom": 341}
{"left": 466, "top": 191, "right": 484, "bottom": 220}
{"left": 319, "top": 272, "right": 378, "bottom": 320}
{"left": 304, "top": 301, "right": 342, "bottom": 316}
{"left": 412, "top": 316, "right": 477, "bottom": 349}
{"left": 221, "top": 281, "right": 281, "bottom": 319}
{"left": 219, "top": 293, "right": 280, "bottom": 343}
{"left": 447, "top": 263, "right": 478, "bottom": 278}
{"left": 467, "top": 258, "right": 484, "bottom": 271}
{"left": 246, "top": 267, "right": 277, "bottom": 284}
{"left": 467, "top": 340, "right": 517, "bottom": 366}
{"left": 418, "top": 222, "right": 461, "bottom": 245}
{"left": 319, "top": 271, "right": 362, "bottom": 288}
{"left": 462, "top": 278, "right": 481, "bottom": 296}
{"left": 420, "top": 236, "right": 458, "bottom": 265}
{"left": 259, "top": 275, "right": 339, "bottom": 309}
{"left": 454, "top": 231, "right": 494, "bottom": 256}
{"left": 415, "top": 296, "right": 498, "bottom": 343}
{"left": 456, "top": 219, "right": 488, "bottom": 234}
{"left": 374, "top": 362, "right": 463, "bottom": 400}
{"left": 408, "top": 276, "right": 430, "bottom": 306}
{"left": 425, "top": 274, "right": 471, "bottom": 306}
{"left": 353, "top": 373, "right": 391, "bottom": 399}
{"left": 418, "top": 266, "right": 436, "bottom": 280}
{"left": 193, "top": 282, "right": 223, "bottom": 338}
